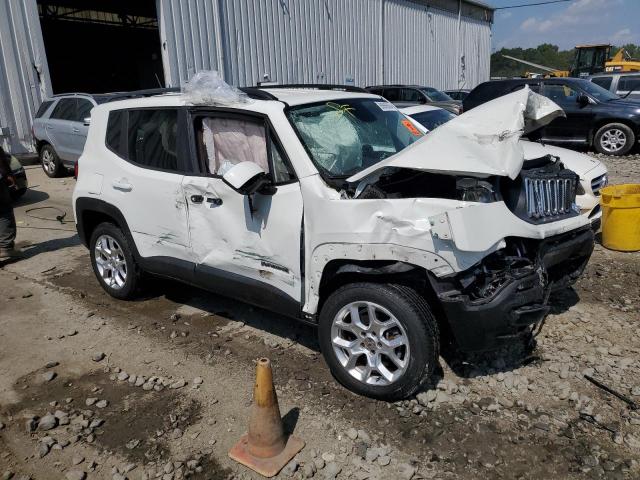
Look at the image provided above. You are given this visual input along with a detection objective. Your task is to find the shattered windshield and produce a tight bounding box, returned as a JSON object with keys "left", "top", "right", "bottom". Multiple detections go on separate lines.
{"left": 288, "top": 98, "right": 423, "bottom": 177}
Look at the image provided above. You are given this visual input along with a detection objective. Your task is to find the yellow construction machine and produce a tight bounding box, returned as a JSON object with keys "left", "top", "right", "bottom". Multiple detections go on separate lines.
{"left": 503, "top": 44, "right": 640, "bottom": 79}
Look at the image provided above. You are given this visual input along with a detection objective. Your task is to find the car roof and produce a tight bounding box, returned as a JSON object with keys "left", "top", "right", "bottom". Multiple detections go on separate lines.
{"left": 366, "top": 85, "right": 432, "bottom": 89}
{"left": 97, "top": 88, "right": 382, "bottom": 111}
{"left": 399, "top": 105, "right": 445, "bottom": 115}
{"left": 588, "top": 71, "right": 640, "bottom": 78}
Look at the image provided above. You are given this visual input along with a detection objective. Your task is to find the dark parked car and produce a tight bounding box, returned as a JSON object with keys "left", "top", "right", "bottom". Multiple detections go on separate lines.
{"left": 366, "top": 85, "right": 461, "bottom": 113}
{"left": 444, "top": 89, "right": 470, "bottom": 101}
{"left": 463, "top": 78, "right": 640, "bottom": 155}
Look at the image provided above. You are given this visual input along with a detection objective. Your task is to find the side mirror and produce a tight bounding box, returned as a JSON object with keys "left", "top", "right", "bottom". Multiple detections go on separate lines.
{"left": 83, "top": 117, "right": 91, "bottom": 126}
{"left": 577, "top": 94, "right": 590, "bottom": 106}
{"left": 222, "top": 161, "right": 276, "bottom": 196}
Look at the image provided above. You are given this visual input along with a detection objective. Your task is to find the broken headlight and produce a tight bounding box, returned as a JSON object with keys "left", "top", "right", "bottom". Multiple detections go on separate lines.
{"left": 456, "top": 178, "right": 497, "bottom": 203}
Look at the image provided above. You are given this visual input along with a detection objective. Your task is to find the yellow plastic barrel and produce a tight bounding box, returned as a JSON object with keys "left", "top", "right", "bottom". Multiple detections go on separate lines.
{"left": 600, "top": 184, "right": 640, "bottom": 252}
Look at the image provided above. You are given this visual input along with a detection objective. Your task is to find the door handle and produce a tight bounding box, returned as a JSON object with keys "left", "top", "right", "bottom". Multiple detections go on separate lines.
{"left": 46, "top": 125, "right": 52, "bottom": 130}
{"left": 112, "top": 179, "right": 133, "bottom": 192}
{"left": 206, "top": 197, "right": 223, "bottom": 206}
{"left": 190, "top": 195, "right": 204, "bottom": 204}
{"left": 72, "top": 128, "right": 80, "bottom": 133}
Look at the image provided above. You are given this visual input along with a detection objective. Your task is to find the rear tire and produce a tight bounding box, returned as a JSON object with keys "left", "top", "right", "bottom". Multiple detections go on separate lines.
{"left": 318, "top": 283, "right": 439, "bottom": 401}
{"left": 89, "top": 222, "right": 141, "bottom": 300}
{"left": 40, "top": 144, "right": 63, "bottom": 178}
{"left": 594, "top": 123, "right": 635, "bottom": 156}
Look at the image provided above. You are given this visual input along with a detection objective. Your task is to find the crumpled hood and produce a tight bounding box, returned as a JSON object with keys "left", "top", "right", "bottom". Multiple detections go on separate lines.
{"left": 348, "top": 86, "right": 565, "bottom": 183}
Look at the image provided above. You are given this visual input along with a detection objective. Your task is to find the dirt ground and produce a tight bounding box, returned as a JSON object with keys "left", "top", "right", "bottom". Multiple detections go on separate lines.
{"left": 1, "top": 153, "right": 639, "bottom": 480}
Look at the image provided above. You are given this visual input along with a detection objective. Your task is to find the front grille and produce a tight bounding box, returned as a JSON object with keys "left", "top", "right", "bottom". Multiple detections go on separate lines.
{"left": 590, "top": 173, "right": 608, "bottom": 196}
{"left": 524, "top": 177, "right": 576, "bottom": 219}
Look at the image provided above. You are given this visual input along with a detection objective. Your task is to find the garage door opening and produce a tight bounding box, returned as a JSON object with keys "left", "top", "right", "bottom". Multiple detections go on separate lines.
{"left": 37, "top": 0, "right": 164, "bottom": 94}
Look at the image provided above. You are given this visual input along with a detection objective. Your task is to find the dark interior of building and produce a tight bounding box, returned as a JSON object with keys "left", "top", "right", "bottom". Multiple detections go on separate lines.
{"left": 37, "top": 0, "right": 164, "bottom": 94}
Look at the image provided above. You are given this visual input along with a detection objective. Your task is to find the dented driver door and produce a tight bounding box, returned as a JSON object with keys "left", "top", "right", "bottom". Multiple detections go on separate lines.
{"left": 182, "top": 111, "right": 304, "bottom": 314}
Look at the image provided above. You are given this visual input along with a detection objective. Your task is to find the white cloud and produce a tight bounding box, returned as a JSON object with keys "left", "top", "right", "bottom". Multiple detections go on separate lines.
{"left": 611, "top": 28, "right": 636, "bottom": 45}
{"left": 503, "top": 0, "right": 635, "bottom": 49}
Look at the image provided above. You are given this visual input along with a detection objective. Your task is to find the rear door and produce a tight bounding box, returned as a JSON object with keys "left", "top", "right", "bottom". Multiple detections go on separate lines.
{"left": 69, "top": 98, "right": 95, "bottom": 161}
{"left": 46, "top": 98, "right": 77, "bottom": 160}
{"left": 102, "top": 108, "right": 192, "bottom": 262}
{"left": 182, "top": 110, "right": 303, "bottom": 313}
{"left": 541, "top": 82, "right": 594, "bottom": 143}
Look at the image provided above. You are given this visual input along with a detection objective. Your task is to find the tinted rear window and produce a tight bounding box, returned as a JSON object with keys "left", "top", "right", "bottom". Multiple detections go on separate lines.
{"left": 50, "top": 99, "right": 76, "bottom": 121}
{"left": 591, "top": 76, "right": 613, "bottom": 90}
{"left": 35, "top": 100, "right": 54, "bottom": 118}
{"left": 618, "top": 75, "right": 640, "bottom": 92}
{"left": 127, "top": 109, "right": 179, "bottom": 172}
{"left": 106, "top": 111, "right": 125, "bottom": 156}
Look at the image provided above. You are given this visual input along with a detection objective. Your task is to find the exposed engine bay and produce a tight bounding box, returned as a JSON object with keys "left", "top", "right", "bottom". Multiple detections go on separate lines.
{"left": 346, "top": 154, "right": 580, "bottom": 225}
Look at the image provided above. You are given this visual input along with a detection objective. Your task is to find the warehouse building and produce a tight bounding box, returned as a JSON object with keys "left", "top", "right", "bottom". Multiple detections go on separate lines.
{"left": 0, "top": 0, "right": 494, "bottom": 155}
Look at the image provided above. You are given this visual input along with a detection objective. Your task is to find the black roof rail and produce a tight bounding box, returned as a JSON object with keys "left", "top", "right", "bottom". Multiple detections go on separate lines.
{"left": 256, "top": 84, "right": 368, "bottom": 93}
{"left": 99, "top": 87, "right": 181, "bottom": 103}
{"left": 238, "top": 87, "right": 279, "bottom": 101}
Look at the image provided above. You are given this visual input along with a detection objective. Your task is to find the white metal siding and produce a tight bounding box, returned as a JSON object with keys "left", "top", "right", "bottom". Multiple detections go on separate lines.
{"left": 0, "top": 0, "right": 51, "bottom": 154}
{"left": 217, "top": 0, "right": 383, "bottom": 87}
{"left": 159, "top": 0, "right": 491, "bottom": 89}
{"left": 157, "top": 0, "right": 224, "bottom": 88}
{"left": 383, "top": 1, "right": 490, "bottom": 89}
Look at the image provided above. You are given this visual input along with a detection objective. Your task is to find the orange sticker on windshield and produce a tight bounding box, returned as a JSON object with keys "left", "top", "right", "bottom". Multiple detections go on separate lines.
{"left": 401, "top": 119, "right": 422, "bottom": 136}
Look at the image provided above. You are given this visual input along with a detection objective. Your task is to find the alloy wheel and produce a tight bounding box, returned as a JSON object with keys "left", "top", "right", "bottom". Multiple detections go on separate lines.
{"left": 330, "top": 301, "right": 410, "bottom": 386}
{"left": 600, "top": 129, "right": 627, "bottom": 153}
{"left": 42, "top": 149, "right": 56, "bottom": 174}
{"left": 94, "top": 234, "right": 128, "bottom": 290}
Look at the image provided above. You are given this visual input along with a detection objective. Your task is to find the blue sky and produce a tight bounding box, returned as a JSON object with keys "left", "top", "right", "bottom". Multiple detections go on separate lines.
{"left": 490, "top": 0, "right": 640, "bottom": 50}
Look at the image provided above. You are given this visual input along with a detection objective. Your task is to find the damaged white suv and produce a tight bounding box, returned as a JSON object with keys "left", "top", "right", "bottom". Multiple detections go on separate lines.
{"left": 73, "top": 82, "right": 594, "bottom": 400}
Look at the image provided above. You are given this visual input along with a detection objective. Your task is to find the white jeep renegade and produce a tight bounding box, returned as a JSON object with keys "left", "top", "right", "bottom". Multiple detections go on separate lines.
{"left": 73, "top": 83, "right": 594, "bottom": 400}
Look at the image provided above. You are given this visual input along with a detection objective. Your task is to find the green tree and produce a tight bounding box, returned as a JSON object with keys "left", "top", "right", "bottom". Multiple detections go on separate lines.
{"left": 491, "top": 43, "right": 639, "bottom": 78}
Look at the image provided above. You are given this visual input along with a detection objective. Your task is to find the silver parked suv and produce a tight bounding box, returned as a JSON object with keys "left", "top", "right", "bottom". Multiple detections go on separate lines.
{"left": 32, "top": 93, "right": 97, "bottom": 177}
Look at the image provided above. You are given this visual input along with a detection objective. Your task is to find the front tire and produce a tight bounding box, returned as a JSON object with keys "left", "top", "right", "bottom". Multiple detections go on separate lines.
{"left": 89, "top": 222, "right": 140, "bottom": 300}
{"left": 40, "top": 144, "right": 63, "bottom": 177}
{"left": 594, "top": 123, "right": 635, "bottom": 156}
{"left": 318, "top": 283, "right": 439, "bottom": 401}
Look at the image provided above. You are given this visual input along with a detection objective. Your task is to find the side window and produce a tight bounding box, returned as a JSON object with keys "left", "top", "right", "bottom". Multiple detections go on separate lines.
{"left": 269, "top": 135, "right": 296, "bottom": 183}
{"left": 106, "top": 110, "right": 125, "bottom": 156}
{"left": 200, "top": 117, "right": 269, "bottom": 176}
{"left": 618, "top": 75, "right": 640, "bottom": 92}
{"left": 127, "top": 109, "right": 179, "bottom": 172}
{"left": 50, "top": 99, "right": 76, "bottom": 121}
{"left": 543, "top": 83, "right": 580, "bottom": 104}
{"left": 592, "top": 76, "right": 613, "bottom": 90}
{"left": 197, "top": 116, "right": 296, "bottom": 183}
{"left": 383, "top": 88, "right": 401, "bottom": 102}
{"left": 76, "top": 99, "right": 94, "bottom": 122}
{"left": 401, "top": 89, "right": 425, "bottom": 103}
{"left": 35, "top": 100, "right": 54, "bottom": 118}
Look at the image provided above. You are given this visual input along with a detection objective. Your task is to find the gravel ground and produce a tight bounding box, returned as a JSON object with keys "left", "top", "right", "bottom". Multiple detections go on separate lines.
{"left": 0, "top": 157, "right": 638, "bottom": 480}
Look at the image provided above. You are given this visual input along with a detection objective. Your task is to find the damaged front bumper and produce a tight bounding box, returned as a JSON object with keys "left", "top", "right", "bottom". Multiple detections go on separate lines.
{"left": 429, "top": 226, "right": 594, "bottom": 352}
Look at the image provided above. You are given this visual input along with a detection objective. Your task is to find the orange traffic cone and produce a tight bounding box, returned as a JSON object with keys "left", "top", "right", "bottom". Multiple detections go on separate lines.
{"left": 229, "top": 358, "right": 305, "bottom": 477}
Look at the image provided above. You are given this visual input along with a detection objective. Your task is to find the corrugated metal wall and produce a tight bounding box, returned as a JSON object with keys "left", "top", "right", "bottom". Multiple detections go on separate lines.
{"left": 217, "top": 0, "right": 384, "bottom": 87}
{"left": 157, "top": 0, "right": 224, "bottom": 88}
{"left": 0, "top": 0, "right": 51, "bottom": 154}
{"left": 382, "top": 1, "right": 490, "bottom": 88}
{"left": 0, "top": 0, "right": 491, "bottom": 155}
{"left": 160, "top": 0, "right": 492, "bottom": 89}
